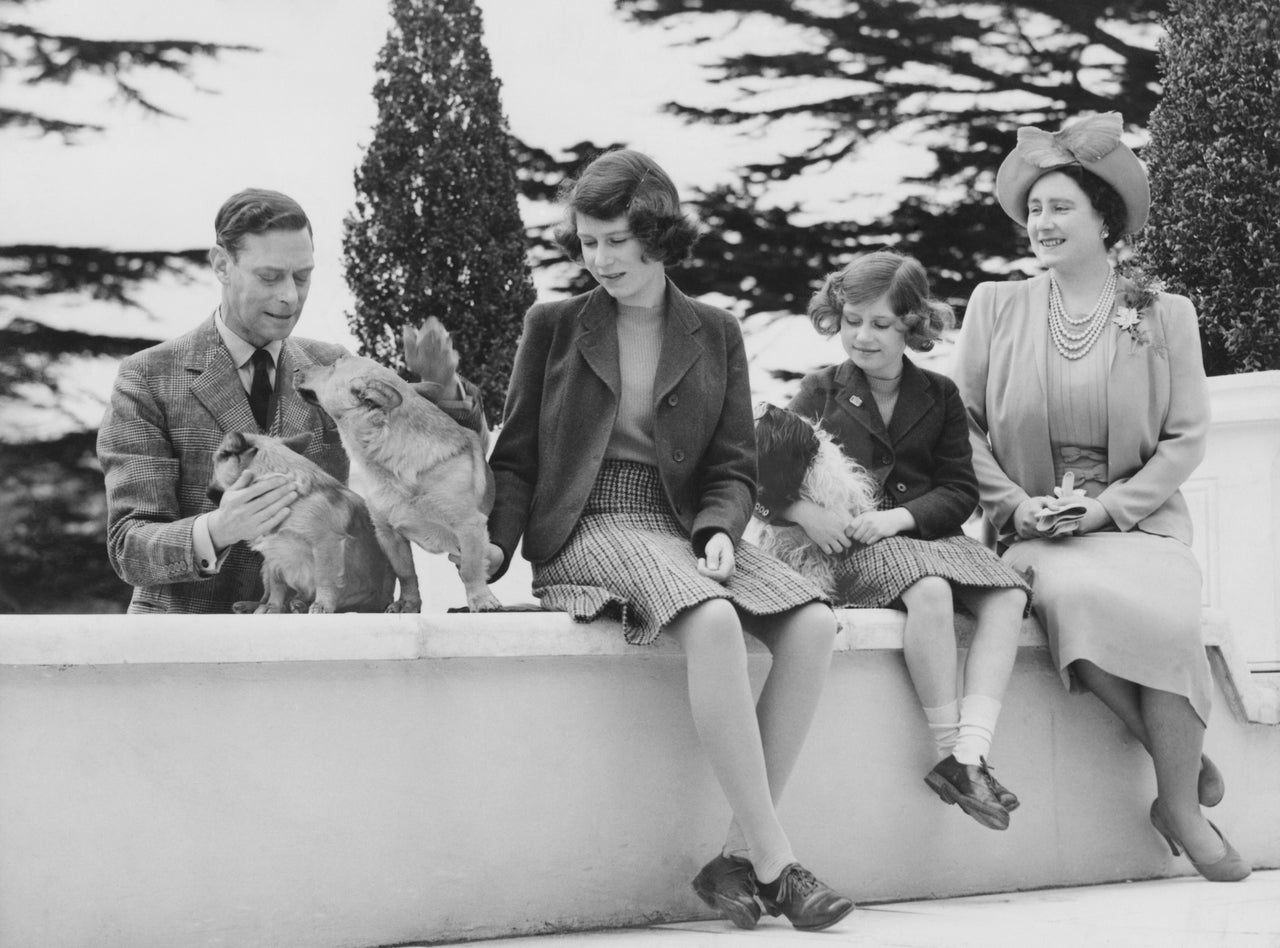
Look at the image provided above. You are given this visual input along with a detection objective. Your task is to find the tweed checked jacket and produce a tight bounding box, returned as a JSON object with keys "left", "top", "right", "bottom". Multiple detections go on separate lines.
{"left": 486, "top": 280, "right": 757, "bottom": 580}
{"left": 98, "top": 316, "right": 350, "bottom": 613}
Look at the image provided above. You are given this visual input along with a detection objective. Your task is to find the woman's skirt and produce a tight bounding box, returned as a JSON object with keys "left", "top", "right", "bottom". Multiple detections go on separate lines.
{"left": 831, "top": 533, "right": 1033, "bottom": 614}
{"left": 533, "top": 460, "right": 828, "bottom": 645}
{"left": 1003, "top": 531, "right": 1212, "bottom": 724}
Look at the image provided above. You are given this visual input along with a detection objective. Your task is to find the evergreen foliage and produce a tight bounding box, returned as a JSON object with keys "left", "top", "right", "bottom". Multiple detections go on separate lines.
{"left": 1, "top": 0, "right": 255, "bottom": 140}
{"left": 0, "top": 0, "right": 252, "bottom": 612}
{"left": 612, "top": 0, "right": 1167, "bottom": 315}
{"left": 344, "top": 0, "right": 534, "bottom": 420}
{"left": 1138, "top": 0, "right": 1280, "bottom": 374}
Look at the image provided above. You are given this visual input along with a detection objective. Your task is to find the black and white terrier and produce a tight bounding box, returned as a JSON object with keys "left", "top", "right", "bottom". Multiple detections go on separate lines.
{"left": 747, "top": 404, "right": 880, "bottom": 595}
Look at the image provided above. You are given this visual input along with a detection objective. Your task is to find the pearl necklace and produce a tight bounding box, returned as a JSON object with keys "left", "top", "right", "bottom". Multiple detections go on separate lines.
{"left": 1047, "top": 268, "right": 1117, "bottom": 360}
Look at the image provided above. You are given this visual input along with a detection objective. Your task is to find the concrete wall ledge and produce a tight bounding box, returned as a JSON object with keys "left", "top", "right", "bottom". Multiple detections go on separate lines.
{"left": 5, "top": 608, "right": 1272, "bottom": 725}
{"left": 3, "top": 608, "right": 1278, "bottom": 948}
{"left": 0, "top": 608, "right": 1053, "bottom": 665}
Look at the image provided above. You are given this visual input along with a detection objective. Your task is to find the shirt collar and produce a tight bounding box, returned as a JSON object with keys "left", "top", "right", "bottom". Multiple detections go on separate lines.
{"left": 214, "top": 307, "right": 284, "bottom": 368}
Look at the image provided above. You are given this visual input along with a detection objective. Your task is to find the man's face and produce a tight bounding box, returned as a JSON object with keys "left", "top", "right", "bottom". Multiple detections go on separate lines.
{"left": 212, "top": 228, "right": 315, "bottom": 348}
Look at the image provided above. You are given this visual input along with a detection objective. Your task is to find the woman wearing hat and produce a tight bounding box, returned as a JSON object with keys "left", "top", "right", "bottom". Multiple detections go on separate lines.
{"left": 953, "top": 112, "right": 1249, "bottom": 882}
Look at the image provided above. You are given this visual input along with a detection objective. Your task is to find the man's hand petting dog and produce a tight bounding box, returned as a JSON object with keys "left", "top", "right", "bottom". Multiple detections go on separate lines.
{"left": 207, "top": 471, "right": 298, "bottom": 550}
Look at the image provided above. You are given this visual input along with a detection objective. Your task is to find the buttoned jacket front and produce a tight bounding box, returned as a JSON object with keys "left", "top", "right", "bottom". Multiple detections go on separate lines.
{"left": 487, "top": 281, "right": 756, "bottom": 578}
{"left": 787, "top": 358, "right": 979, "bottom": 539}
{"left": 952, "top": 274, "right": 1209, "bottom": 547}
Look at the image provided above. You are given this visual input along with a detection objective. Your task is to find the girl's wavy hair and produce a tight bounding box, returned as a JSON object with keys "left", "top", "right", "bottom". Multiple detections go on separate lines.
{"left": 553, "top": 149, "right": 700, "bottom": 265}
{"left": 808, "top": 251, "right": 954, "bottom": 352}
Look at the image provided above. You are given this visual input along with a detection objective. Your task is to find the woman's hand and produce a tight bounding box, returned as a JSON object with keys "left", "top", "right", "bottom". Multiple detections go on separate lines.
{"left": 788, "top": 499, "right": 853, "bottom": 555}
{"left": 1072, "top": 496, "right": 1113, "bottom": 535}
{"left": 697, "top": 531, "right": 736, "bottom": 584}
{"left": 845, "top": 508, "right": 914, "bottom": 545}
{"left": 1012, "top": 495, "right": 1056, "bottom": 539}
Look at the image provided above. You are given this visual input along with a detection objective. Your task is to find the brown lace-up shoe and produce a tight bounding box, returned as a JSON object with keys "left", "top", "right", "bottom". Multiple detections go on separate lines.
{"left": 983, "top": 759, "right": 1020, "bottom": 811}
{"left": 924, "top": 755, "right": 1011, "bottom": 830}
{"left": 691, "top": 853, "right": 761, "bottom": 930}
{"left": 757, "top": 863, "right": 855, "bottom": 932}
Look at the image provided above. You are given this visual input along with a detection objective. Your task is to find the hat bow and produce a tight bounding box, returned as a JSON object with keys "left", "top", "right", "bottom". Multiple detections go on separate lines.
{"left": 1014, "top": 111, "right": 1124, "bottom": 168}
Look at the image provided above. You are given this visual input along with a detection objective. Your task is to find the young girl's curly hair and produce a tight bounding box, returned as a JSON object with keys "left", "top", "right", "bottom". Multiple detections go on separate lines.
{"left": 553, "top": 149, "right": 700, "bottom": 265}
{"left": 807, "top": 251, "right": 954, "bottom": 351}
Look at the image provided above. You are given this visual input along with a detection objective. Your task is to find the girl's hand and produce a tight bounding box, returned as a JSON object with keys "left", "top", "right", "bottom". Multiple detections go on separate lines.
{"left": 404, "top": 317, "right": 460, "bottom": 396}
{"left": 845, "top": 508, "right": 913, "bottom": 545}
{"left": 789, "top": 499, "right": 853, "bottom": 555}
{"left": 449, "top": 542, "right": 505, "bottom": 581}
{"left": 697, "top": 531, "right": 736, "bottom": 584}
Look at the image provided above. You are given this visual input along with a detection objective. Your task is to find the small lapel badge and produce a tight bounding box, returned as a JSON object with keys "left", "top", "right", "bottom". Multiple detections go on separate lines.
{"left": 849, "top": 394, "right": 863, "bottom": 407}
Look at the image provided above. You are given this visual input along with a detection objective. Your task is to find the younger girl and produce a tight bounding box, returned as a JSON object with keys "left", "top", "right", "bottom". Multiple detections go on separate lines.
{"left": 768, "top": 251, "right": 1032, "bottom": 830}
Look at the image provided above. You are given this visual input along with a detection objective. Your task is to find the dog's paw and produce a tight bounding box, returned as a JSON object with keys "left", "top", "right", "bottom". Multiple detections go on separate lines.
{"left": 386, "top": 596, "right": 423, "bottom": 614}
{"left": 466, "top": 588, "right": 503, "bottom": 612}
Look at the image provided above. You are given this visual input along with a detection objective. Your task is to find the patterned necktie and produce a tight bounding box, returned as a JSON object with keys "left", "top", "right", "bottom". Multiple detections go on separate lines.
{"left": 249, "top": 348, "right": 273, "bottom": 430}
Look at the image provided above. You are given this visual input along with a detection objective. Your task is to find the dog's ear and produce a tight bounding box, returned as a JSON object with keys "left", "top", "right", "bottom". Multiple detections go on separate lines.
{"left": 224, "top": 431, "right": 253, "bottom": 455}
{"left": 355, "top": 377, "right": 404, "bottom": 412}
{"left": 280, "top": 432, "right": 311, "bottom": 457}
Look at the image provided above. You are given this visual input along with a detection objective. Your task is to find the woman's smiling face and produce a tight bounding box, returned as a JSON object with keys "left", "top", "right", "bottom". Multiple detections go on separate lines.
{"left": 1026, "top": 171, "right": 1108, "bottom": 272}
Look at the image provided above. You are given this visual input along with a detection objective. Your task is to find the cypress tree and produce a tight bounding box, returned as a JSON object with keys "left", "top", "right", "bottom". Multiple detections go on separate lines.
{"left": 344, "top": 0, "right": 534, "bottom": 418}
{"left": 1139, "top": 0, "right": 1280, "bottom": 374}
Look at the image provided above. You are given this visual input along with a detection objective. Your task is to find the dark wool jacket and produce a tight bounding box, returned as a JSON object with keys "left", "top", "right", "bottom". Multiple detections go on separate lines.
{"left": 487, "top": 280, "right": 757, "bottom": 579}
{"left": 786, "top": 357, "right": 979, "bottom": 539}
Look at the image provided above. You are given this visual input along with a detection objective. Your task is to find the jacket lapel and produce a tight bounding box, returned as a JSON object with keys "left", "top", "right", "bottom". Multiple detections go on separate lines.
{"left": 887, "top": 359, "right": 934, "bottom": 444}
{"left": 187, "top": 317, "right": 258, "bottom": 435}
{"left": 834, "top": 361, "right": 892, "bottom": 449}
{"left": 574, "top": 288, "right": 621, "bottom": 398}
{"left": 654, "top": 279, "right": 703, "bottom": 404}
{"left": 275, "top": 338, "right": 320, "bottom": 437}
{"left": 1029, "top": 273, "right": 1051, "bottom": 401}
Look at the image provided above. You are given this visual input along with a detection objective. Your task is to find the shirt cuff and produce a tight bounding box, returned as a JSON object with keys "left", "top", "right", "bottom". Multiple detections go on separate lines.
{"left": 192, "top": 514, "right": 221, "bottom": 575}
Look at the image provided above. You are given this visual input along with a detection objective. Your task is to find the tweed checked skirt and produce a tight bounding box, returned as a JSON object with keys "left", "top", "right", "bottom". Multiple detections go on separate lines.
{"left": 534, "top": 460, "right": 827, "bottom": 645}
{"left": 831, "top": 533, "right": 1032, "bottom": 613}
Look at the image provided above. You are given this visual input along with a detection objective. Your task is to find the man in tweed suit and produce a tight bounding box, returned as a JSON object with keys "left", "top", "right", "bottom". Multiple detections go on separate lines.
{"left": 98, "top": 188, "right": 482, "bottom": 613}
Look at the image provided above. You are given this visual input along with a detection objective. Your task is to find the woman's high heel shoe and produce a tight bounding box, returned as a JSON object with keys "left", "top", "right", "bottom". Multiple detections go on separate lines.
{"left": 1149, "top": 799, "right": 1251, "bottom": 882}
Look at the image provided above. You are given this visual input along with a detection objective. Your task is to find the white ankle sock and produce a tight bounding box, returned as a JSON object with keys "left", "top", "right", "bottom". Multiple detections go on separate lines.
{"left": 922, "top": 700, "right": 960, "bottom": 760}
{"left": 954, "top": 694, "right": 1002, "bottom": 765}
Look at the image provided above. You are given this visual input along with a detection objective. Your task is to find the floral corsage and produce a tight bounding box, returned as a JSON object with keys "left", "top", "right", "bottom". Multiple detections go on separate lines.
{"left": 1113, "top": 264, "right": 1165, "bottom": 351}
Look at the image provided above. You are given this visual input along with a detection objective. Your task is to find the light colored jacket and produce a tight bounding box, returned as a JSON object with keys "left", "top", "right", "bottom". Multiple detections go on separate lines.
{"left": 952, "top": 273, "right": 1209, "bottom": 547}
